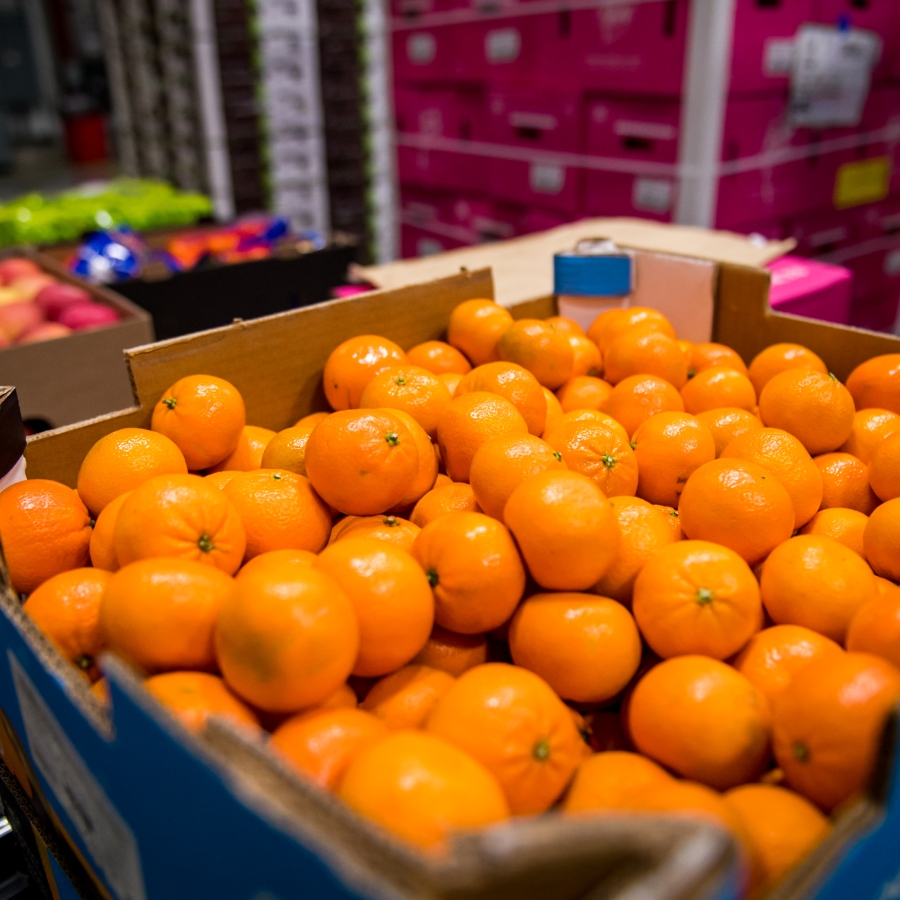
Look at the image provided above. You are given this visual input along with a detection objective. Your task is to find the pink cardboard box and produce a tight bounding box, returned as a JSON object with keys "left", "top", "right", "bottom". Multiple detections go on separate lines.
{"left": 814, "top": 0, "right": 898, "bottom": 81}
{"left": 849, "top": 289, "right": 900, "bottom": 332}
{"left": 789, "top": 207, "right": 859, "bottom": 256}
{"left": 766, "top": 255, "right": 853, "bottom": 324}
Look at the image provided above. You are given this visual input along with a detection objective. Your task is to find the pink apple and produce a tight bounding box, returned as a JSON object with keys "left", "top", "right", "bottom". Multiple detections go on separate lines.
{"left": 0, "top": 288, "right": 27, "bottom": 306}
{"left": 10, "top": 273, "right": 57, "bottom": 302}
{"left": 57, "top": 302, "right": 119, "bottom": 331}
{"left": 0, "top": 302, "right": 45, "bottom": 341}
{"left": 35, "top": 282, "right": 92, "bottom": 320}
{"left": 17, "top": 322, "right": 72, "bottom": 344}
{"left": 0, "top": 258, "right": 42, "bottom": 286}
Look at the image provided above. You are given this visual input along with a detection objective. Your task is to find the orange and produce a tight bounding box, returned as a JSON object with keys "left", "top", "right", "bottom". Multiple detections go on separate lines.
{"left": 305, "top": 409, "right": 419, "bottom": 515}
{"left": 77, "top": 427, "right": 188, "bottom": 514}
{"left": 800, "top": 508, "right": 868, "bottom": 557}
{"left": 542, "top": 386, "right": 564, "bottom": 433}
{"left": 545, "top": 315, "right": 585, "bottom": 337}
{"left": 543, "top": 408, "right": 628, "bottom": 445}
{"left": 411, "top": 512, "right": 525, "bottom": 634}
{"left": 869, "top": 431, "right": 900, "bottom": 502}
{"left": 633, "top": 540, "right": 761, "bottom": 660}
{"left": 696, "top": 408, "right": 762, "bottom": 457}
{"left": 315, "top": 538, "right": 433, "bottom": 676}
{"left": 845, "top": 354, "right": 900, "bottom": 415}
{"left": 721, "top": 427, "right": 823, "bottom": 528}
{"left": 329, "top": 514, "right": 420, "bottom": 553}
{"left": 509, "top": 593, "right": 642, "bottom": 703}
{"left": 101, "top": 558, "right": 236, "bottom": 673}
{"left": 813, "top": 452, "right": 879, "bottom": 513}
{"left": 361, "top": 665, "right": 455, "bottom": 729}
{"left": 446, "top": 299, "right": 513, "bottom": 366}
{"left": 436, "top": 391, "right": 528, "bottom": 483}
{"left": 426, "top": 663, "right": 583, "bottom": 814}
{"left": 655, "top": 504, "right": 684, "bottom": 541}
{"left": 0, "top": 479, "right": 93, "bottom": 595}
{"left": 410, "top": 625, "right": 488, "bottom": 676}
{"left": 839, "top": 408, "right": 900, "bottom": 463}
{"left": 724, "top": 784, "right": 830, "bottom": 887}
{"left": 469, "top": 433, "right": 566, "bottom": 520}
{"left": 410, "top": 482, "right": 481, "bottom": 527}
{"left": 388, "top": 409, "right": 439, "bottom": 511}
{"left": 562, "top": 751, "right": 673, "bottom": 813}
{"left": 235, "top": 548, "right": 315, "bottom": 581}
{"left": 773, "top": 652, "right": 900, "bottom": 810}
{"left": 567, "top": 334, "right": 603, "bottom": 378}
{"left": 207, "top": 425, "right": 276, "bottom": 473}
{"left": 259, "top": 423, "right": 319, "bottom": 476}
{"left": 406, "top": 340, "right": 472, "bottom": 376}
{"left": 631, "top": 412, "right": 716, "bottom": 507}
{"left": 114, "top": 473, "right": 246, "bottom": 574}
{"left": 732, "top": 625, "right": 844, "bottom": 707}
{"left": 504, "top": 470, "right": 618, "bottom": 591}
{"left": 215, "top": 563, "right": 359, "bottom": 712}
{"left": 604, "top": 328, "right": 689, "bottom": 388}
{"left": 455, "top": 361, "right": 547, "bottom": 436}
{"left": 204, "top": 471, "right": 239, "bottom": 490}
{"left": 678, "top": 459, "right": 795, "bottom": 565}
{"left": 544, "top": 421, "right": 638, "bottom": 497}
{"left": 88, "top": 489, "right": 130, "bottom": 573}
{"left": 295, "top": 411, "right": 329, "bottom": 429}
{"left": 847, "top": 592, "right": 900, "bottom": 668}
{"left": 865, "top": 498, "right": 900, "bottom": 580}
{"left": 606, "top": 374, "right": 684, "bottom": 438}
{"left": 497, "top": 319, "right": 575, "bottom": 389}
{"left": 628, "top": 655, "right": 772, "bottom": 790}
{"left": 439, "top": 372, "right": 463, "bottom": 396}
{"left": 256, "top": 682, "right": 359, "bottom": 733}
{"left": 689, "top": 342, "right": 748, "bottom": 377}
{"left": 323, "top": 334, "right": 407, "bottom": 410}
{"left": 876, "top": 576, "right": 900, "bottom": 598}
{"left": 338, "top": 730, "right": 509, "bottom": 847}
{"left": 748, "top": 343, "right": 828, "bottom": 396}
{"left": 681, "top": 366, "right": 757, "bottom": 415}
{"left": 759, "top": 370, "right": 855, "bottom": 456}
{"left": 270, "top": 708, "right": 387, "bottom": 789}
{"left": 144, "top": 671, "right": 259, "bottom": 734}
{"left": 224, "top": 469, "right": 331, "bottom": 559}
{"left": 358, "top": 365, "right": 451, "bottom": 440}
{"left": 761, "top": 535, "right": 876, "bottom": 642}
{"left": 555, "top": 375, "right": 613, "bottom": 413}
{"left": 22, "top": 568, "right": 110, "bottom": 681}
{"left": 151, "top": 374, "right": 246, "bottom": 470}
{"left": 589, "top": 307, "right": 676, "bottom": 354}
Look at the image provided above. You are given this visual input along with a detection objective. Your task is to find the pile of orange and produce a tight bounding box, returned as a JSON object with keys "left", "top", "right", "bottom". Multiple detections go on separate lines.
{"left": 5, "top": 297, "right": 900, "bottom": 895}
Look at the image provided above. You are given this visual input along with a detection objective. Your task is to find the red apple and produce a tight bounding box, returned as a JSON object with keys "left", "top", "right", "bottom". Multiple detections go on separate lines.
{"left": 35, "top": 282, "right": 92, "bottom": 320}
{"left": 18, "top": 322, "right": 72, "bottom": 344}
{"left": 0, "top": 302, "right": 45, "bottom": 341}
{"left": 57, "top": 302, "right": 119, "bottom": 331}
{"left": 0, "top": 258, "right": 42, "bottom": 286}
{"left": 10, "top": 273, "right": 57, "bottom": 302}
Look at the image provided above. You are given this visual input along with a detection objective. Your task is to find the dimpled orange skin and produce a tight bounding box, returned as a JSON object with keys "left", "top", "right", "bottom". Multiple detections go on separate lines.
{"left": 260, "top": 423, "right": 319, "bottom": 477}
{"left": 543, "top": 409, "right": 629, "bottom": 445}
{"left": 865, "top": 499, "right": 900, "bottom": 581}
{"left": 589, "top": 307, "right": 676, "bottom": 354}
{"left": 847, "top": 591, "right": 900, "bottom": 669}
{"left": 77, "top": 428, "right": 188, "bottom": 515}
{"left": 721, "top": 428, "right": 823, "bottom": 529}
{"left": 22, "top": 568, "right": 111, "bottom": 680}
{"left": 361, "top": 665, "right": 456, "bottom": 729}
{"left": 144, "top": 671, "right": 260, "bottom": 734}
{"left": 207, "top": 425, "right": 276, "bottom": 473}
{"left": 315, "top": 538, "right": 434, "bottom": 677}
{"left": 628, "top": 656, "right": 772, "bottom": 790}
{"left": 567, "top": 334, "right": 603, "bottom": 378}
{"left": 681, "top": 366, "right": 757, "bottom": 416}
{"left": 88, "top": 489, "right": 130, "bottom": 572}
{"left": 338, "top": 730, "right": 510, "bottom": 848}
{"left": 447, "top": 299, "right": 513, "bottom": 366}
{"left": 846, "top": 354, "right": 900, "bottom": 415}
{"left": 329, "top": 515, "right": 421, "bottom": 553}
{"left": 732, "top": 625, "right": 844, "bottom": 707}
{"left": 323, "top": 334, "right": 407, "bottom": 410}
{"left": 113, "top": 474, "right": 246, "bottom": 575}
{"left": 633, "top": 540, "right": 762, "bottom": 660}
{"left": 436, "top": 391, "right": 529, "bottom": 483}
{"left": 305, "top": 409, "right": 419, "bottom": 516}
{"left": 546, "top": 315, "right": 585, "bottom": 337}
{"left": 542, "top": 387, "right": 564, "bottom": 433}
{"left": 678, "top": 458, "right": 795, "bottom": 566}
{"left": 469, "top": 433, "right": 567, "bottom": 520}
{"left": 406, "top": 340, "right": 472, "bottom": 376}
{"left": 869, "top": 432, "right": 900, "bottom": 502}
{"left": 761, "top": 535, "right": 877, "bottom": 643}
{"left": 509, "top": 593, "right": 642, "bottom": 704}
{"left": 604, "top": 329, "right": 689, "bottom": 389}
{"left": 655, "top": 505, "right": 684, "bottom": 541}
{"left": 504, "top": 470, "right": 619, "bottom": 592}
{"left": 236, "top": 548, "right": 316, "bottom": 581}
{"left": 358, "top": 365, "right": 452, "bottom": 440}
{"left": 426, "top": 663, "right": 584, "bottom": 815}
{"left": 606, "top": 374, "right": 685, "bottom": 438}
{"left": 748, "top": 343, "right": 828, "bottom": 396}
{"left": 455, "top": 361, "right": 547, "bottom": 436}
{"left": 800, "top": 508, "right": 868, "bottom": 557}
{"left": 545, "top": 421, "right": 638, "bottom": 498}
{"left": 410, "top": 625, "right": 488, "bottom": 676}
{"left": 101, "top": 558, "right": 236, "bottom": 673}
{"left": 215, "top": 565, "right": 359, "bottom": 712}
{"left": 759, "top": 370, "right": 855, "bottom": 456}
{"left": 689, "top": 343, "right": 749, "bottom": 377}
{"left": 555, "top": 376, "right": 614, "bottom": 414}
{"left": 151, "top": 375, "right": 246, "bottom": 471}
{"left": 562, "top": 751, "right": 673, "bottom": 813}
{"left": 839, "top": 409, "right": 900, "bottom": 464}
{"left": 696, "top": 408, "right": 763, "bottom": 457}
{"left": 772, "top": 652, "right": 900, "bottom": 811}
{"left": 497, "top": 319, "right": 575, "bottom": 390}
{"left": 410, "top": 483, "right": 481, "bottom": 528}
{"left": 631, "top": 412, "right": 716, "bottom": 508}
{"left": 270, "top": 708, "right": 388, "bottom": 789}
{"left": 386, "top": 410, "right": 439, "bottom": 512}
{"left": 813, "top": 452, "right": 880, "bottom": 514}
{"left": 204, "top": 471, "right": 239, "bottom": 490}
{"left": 411, "top": 512, "right": 525, "bottom": 634}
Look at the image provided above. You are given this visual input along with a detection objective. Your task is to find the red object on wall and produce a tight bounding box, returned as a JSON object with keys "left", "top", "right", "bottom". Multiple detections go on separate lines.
{"left": 63, "top": 113, "right": 108, "bottom": 164}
